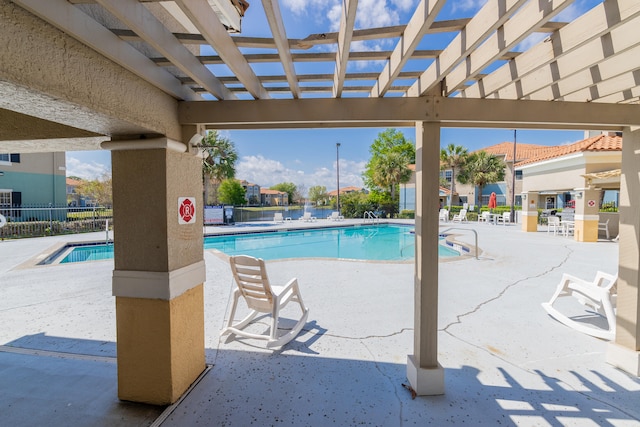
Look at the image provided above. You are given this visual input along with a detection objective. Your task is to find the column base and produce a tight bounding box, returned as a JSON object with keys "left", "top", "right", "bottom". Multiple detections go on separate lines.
{"left": 406, "top": 355, "right": 445, "bottom": 396}
{"left": 606, "top": 343, "right": 640, "bottom": 376}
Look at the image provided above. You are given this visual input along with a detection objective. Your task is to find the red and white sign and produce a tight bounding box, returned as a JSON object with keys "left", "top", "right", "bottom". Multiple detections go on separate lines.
{"left": 587, "top": 200, "right": 596, "bottom": 208}
{"left": 178, "top": 197, "right": 196, "bottom": 224}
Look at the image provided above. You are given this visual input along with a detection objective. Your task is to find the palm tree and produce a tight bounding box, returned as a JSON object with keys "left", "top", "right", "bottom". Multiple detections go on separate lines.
{"left": 371, "top": 150, "right": 413, "bottom": 203}
{"left": 440, "top": 144, "right": 468, "bottom": 211}
{"left": 200, "top": 130, "right": 238, "bottom": 205}
{"left": 457, "top": 150, "right": 505, "bottom": 209}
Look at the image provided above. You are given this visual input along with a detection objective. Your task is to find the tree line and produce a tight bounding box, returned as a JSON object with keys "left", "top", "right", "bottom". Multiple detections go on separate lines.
{"left": 70, "top": 129, "right": 506, "bottom": 217}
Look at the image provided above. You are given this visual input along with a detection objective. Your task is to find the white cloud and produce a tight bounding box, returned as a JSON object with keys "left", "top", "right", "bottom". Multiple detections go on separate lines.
{"left": 237, "top": 154, "right": 365, "bottom": 194}
{"left": 357, "top": 0, "right": 400, "bottom": 28}
{"left": 391, "top": 0, "right": 416, "bottom": 12}
{"left": 66, "top": 156, "right": 110, "bottom": 180}
{"left": 451, "top": 0, "right": 488, "bottom": 13}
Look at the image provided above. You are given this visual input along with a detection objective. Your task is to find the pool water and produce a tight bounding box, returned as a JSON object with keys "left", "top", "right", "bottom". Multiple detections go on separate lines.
{"left": 57, "top": 225, "right": 461, "bottom": 263}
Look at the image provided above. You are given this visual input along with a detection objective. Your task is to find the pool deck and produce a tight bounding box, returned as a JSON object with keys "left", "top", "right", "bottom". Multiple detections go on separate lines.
{"left": 1, "top": 219, "right": 638, "bottom": 426}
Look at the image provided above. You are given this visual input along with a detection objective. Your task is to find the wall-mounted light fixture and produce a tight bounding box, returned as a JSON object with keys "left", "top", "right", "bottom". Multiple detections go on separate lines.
{"left": 521, "top": 193, "right": 527, "bottom": 200}
{"left": 189, "top": 133, "right": 209, "bottom": 159}
{"left": 576, "top": 192, "right": 583, "bottom": 199}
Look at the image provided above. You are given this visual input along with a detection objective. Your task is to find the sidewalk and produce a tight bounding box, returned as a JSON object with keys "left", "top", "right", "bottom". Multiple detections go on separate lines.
{"left": 0, "top": 221, "right": 637, "bottom": 426}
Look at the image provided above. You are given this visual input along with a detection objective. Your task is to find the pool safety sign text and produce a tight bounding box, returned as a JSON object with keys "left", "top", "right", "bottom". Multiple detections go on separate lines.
{"left": 178, "top": 197, "right": 196, "bottom": 224}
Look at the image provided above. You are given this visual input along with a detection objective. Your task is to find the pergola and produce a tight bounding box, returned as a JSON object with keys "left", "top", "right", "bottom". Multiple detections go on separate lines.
{"left": 1, "top": 0, "right": 639, "bottom": 405}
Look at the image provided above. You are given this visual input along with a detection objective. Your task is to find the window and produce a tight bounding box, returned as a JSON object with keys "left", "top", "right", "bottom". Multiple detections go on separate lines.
{"left": 515, "top": 170, "right": 523, "bottom": 180}
{"left": 0, "top": 154, "right": 9, "bottom": 162}
{"left": 439, "top": 170, "right": 453, "bottom": 183}
{"left": 0, "top": 191, "right": 11, "bottom": 211}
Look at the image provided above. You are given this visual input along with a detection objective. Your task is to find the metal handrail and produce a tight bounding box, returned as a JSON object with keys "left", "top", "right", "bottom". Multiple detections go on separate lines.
{"left": 363, "top": 211, "right": 379, "bottom": 224}
{"left": 439, "top": 227, "right": 479, "bottom": 259}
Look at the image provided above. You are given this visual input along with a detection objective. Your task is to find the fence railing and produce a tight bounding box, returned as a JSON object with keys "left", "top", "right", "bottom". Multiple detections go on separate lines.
{"left": 0, "top": 205, "right": 113, "bottom": 238}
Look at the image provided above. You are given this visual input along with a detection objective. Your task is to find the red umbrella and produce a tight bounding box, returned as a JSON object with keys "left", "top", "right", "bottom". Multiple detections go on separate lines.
{"left": 488, "top": 192, "right": 497, "bottom": 209}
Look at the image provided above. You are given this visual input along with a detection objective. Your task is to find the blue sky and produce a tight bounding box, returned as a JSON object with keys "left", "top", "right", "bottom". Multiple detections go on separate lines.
{"left": 66, "top": 0, "right": 599, "bottom": 193}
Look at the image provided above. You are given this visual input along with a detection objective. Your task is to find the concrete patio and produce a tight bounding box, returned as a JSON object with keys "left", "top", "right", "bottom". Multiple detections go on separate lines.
{"left": 0, "top": 220, "right": 638, "bottom": 426}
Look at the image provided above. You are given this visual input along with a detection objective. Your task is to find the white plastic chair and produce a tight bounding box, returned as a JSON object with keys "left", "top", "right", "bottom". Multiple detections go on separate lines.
{"left": 541, "top": 271, "right": 617, "bottom": 340}
{"left": 222, "top": 255, "right": 309, "bottom": 348}
{"left": 477, "top": 211, "right": 491, "bottom": 223}
{"left": 452, "top": 209, "right": 467, "bottom": 223}
{"left": 438, "top": 209, "right": 449, "bottom": 222}
{"left": 547, "top": 216, "right": 560, "bottom": 235}
{"left": 327, "top": 211, "right": 344, "bottom": 221}
{"left": 273, "top": 212, "right": 284, "bottom": 223}
{"left": 298, "top": 212, "right": 317, "bottom": 222}
{"left": 497, "top": 212, "right": 511, "bottom": 225}
{"left": 598, "top": 219, "right": 610, "bottom": 239}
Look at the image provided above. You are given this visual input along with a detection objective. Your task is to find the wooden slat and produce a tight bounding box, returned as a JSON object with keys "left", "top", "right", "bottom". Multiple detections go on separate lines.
{"left": 13, "top": 0, "right": 200, "bottom": 101}
{"left": 443, "top": 0, "right": 572, "bottom": 96}
{"left": 371, "top": 0, "right": 447, "bottom": 97}
{"left": 407, "top": 0, "right": 528, "bottom": 97}
{"left": 95, "top": 0, "right": 234, "bottom": 100}
{"left": 462, "top": 0, "right": 640, "bottom": 99}
{"left": 333, "top": 0, "right": 358, "bottom": 97}
{"left": 262, "top": 0, "right": 300, "bottom": 98}
{"left": 176, "top": 0, "right": 269, "bottom": 99}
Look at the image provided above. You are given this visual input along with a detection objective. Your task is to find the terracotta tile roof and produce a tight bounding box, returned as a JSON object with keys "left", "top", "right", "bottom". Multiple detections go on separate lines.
{"left": 66, "top": 178, "right": 82, "bottom": 186}
{"left": 516, "top": 134, "right": 622, "bottom": 166}
{"left": 328, "top": 186, "right": 363, "bottom": 196}
{"left": 260, "top": 188, "right": 286, "bottom": 195}
{"left": 478, "top": 142, "right": 553, "bottom": 163}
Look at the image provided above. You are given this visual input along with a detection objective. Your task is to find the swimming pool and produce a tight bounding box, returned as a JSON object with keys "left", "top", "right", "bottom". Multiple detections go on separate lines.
{"left": 53, "top": 224, "right": 462, "bottom": 264}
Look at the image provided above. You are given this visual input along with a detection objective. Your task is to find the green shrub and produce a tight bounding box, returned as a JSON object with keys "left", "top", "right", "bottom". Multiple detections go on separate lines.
{"left": 398, "top": 210, "right": 414, "bottom": 219}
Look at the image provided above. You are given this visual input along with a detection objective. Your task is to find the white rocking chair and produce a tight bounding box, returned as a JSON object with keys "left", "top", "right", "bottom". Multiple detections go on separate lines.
{"left": 541, "top": 271, "right": 617, "bottom": 340}
{"left": 222, "top": 255, "right": 309, "bottom": 348}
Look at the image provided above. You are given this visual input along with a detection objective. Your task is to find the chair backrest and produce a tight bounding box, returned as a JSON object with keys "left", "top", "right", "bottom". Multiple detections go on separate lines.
{"left": 330, "top": 211, "right": 338, "bottom": 219}
{"left": 459, "top": 209, "right": 467, "bottom": 217}
{"left": 302, "top": 212, "right": 311, "bottom": 219}
{"left": 274, "top": 213, "right": 283, "bottom": 220}
{"left": 502, "top": 212, "right": 511, "bottom": 221}
{"left": 229, "top": 255, "right": 274, "bottom": 311}
{"left": 482, "top": 211, "right": 491, "bottom": 219}
{"left": 549, "top": 216, "right": 560, "bottom": 225}
{"left": 594, "top": 271, "right": 618, "bottom": 292}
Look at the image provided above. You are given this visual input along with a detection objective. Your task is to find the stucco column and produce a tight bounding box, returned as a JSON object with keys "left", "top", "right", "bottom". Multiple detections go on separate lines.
{"left": 607, "top": 127, "right": 640, "bottom": 376}
{"left": 521, "top": 191, "right": 539, "bottom": 232}
{"left": 573, "top": 188, "right": 600, "bottom": 242}
{"left": 105, "top": 137, "right": 206, "bottom": 405}
{"left": 407, "top": 121, "right": 444, "bottom": 395}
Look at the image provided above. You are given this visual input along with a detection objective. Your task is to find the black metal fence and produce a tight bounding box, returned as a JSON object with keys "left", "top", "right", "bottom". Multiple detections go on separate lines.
{"left": 0, "top": 204, "right": 112, "bottom": 239}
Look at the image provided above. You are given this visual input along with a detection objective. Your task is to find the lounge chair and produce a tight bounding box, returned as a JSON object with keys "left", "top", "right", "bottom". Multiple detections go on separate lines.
{"left": 452, "top": 209, "right": 467, "bottom": 223}
{"left": 438, "top": 209, "right": 449, "bottom": 222}
{"left": 327, "top": 211, "right": 344, "bottom": 221}
{"left": 541, "top": 271, "right": 617, "bottom": 340}
{"left": 273, "top": 212, "right": 284, "bottom": 223}
{"left": 222, "top": 255, "right": 309, "bottom": 348}
{"left": 298, "top": 212, "right": 317, "bottom": 222}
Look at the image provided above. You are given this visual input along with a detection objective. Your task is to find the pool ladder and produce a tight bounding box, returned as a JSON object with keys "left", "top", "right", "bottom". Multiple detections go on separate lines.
{"left": 363, "top": 211, "right": 379, "bottom": 224}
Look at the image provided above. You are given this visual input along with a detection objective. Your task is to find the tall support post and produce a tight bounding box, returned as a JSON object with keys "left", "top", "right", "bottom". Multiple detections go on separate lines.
{"left": 521, "top": 191, "right": 539, "bottom": 232}
{"left": 105, "top": 137, "right": 206, "bottom": 405}
{"left": 607, "top": 127, "right": 640, "bottom": 376}
{"left": 573, "top": 187, "right": 601, "bottom": 242}
{"left": 407, "top": 121, "right": 444, "bottom": 395}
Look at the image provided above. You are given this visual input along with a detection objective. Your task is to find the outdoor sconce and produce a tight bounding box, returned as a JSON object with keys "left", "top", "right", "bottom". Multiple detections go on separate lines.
{"left": 189, "top": 133, "right": 209, "bottom": 159}
{"left": 576, "top": 192, "right": 583, "bottom": 199}
{"left": 521, "top": 193, "right": 527, "bottom": 200}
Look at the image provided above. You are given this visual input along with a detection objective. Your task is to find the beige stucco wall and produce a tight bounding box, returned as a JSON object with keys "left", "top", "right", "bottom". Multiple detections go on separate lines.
{"left": 112, "top": 149, "right": 203, "bottom": 272}
{"left": 0, "top": 0, "right": 181, "bottom": 141}
{"left": 1, "top": 153, "right": 65, "bottom": 175}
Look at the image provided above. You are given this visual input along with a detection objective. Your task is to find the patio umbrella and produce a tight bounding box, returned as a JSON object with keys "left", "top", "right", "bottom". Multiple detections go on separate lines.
{"left": 488, "top": 192, "right": 497, "bottom": 209}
